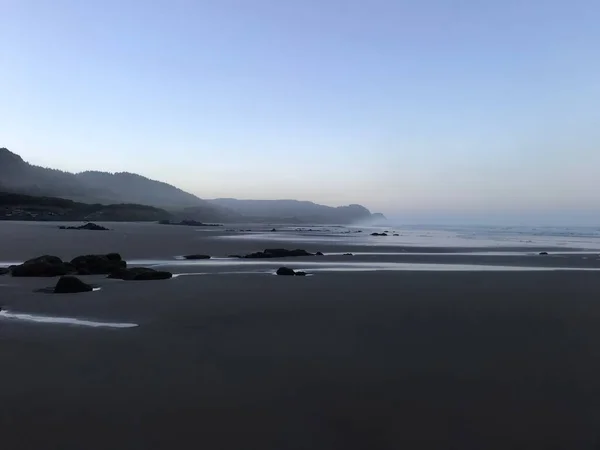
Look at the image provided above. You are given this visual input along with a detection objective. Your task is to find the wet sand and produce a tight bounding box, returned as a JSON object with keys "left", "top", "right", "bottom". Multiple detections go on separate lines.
{"left": 1, "top": 222, "right": 600, "bottom": 449}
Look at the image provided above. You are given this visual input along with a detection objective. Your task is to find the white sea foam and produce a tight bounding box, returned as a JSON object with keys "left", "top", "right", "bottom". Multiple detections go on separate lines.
{"left": 0, "top": 310, "right": 138, "bottom": 328}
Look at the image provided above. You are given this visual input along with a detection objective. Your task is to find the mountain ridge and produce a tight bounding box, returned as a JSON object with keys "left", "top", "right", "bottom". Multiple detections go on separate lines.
{"left": 0, "top": 147, "right": 386, "bottom": 223}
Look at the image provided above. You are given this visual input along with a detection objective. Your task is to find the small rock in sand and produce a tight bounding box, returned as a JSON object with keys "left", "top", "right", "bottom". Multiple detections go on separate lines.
{"left": 108, "top": 267, "right": 172, "bottom": 281}
{"left": 54, "top": 276, "right": 94, "bottom": 294}
{"left": 539, "top": 252, "right": 549, "bottom": 256}
{"left": 276, "top": 267, "right": 297, "bottom": 276}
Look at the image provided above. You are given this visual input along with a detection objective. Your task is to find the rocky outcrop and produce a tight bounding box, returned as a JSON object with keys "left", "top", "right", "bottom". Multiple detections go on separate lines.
{"left": 244, "top": 248, "right": 315, "bottom": 259}
{"left": 276, "top": 267, "right": 307, "bottom": 276}
{"left": 59, "top": 222, "right": 110, "bottom": 231}
{"left": 183, "top": 254, "right": 211, "bottom": 260}
{"left": 0, "top": 267, "right": 9, "bottom": 275}
{"left": 11, "top": 255, "right": 72, "bottom": 277}
{"left": 54, "top": 276, "right": 94, "bottom": 293}
{"left": 108, "top": 267, "right": 172, "bottom": 281}
{"left": 370, "top": 232, "right": 388, "bottom": 237}
{"left": 71, "top": 254, "right": 126, "bottom": 275}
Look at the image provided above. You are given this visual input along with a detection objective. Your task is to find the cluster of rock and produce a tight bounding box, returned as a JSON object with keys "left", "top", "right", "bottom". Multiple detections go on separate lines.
{"left": 58, "top": 222, "right": 110, "bottom": 231}
{"left": 0, "top": 254, "right": 173, "bottom": 292}
{"left": 240, "top": 248, "right": 324, "bottom": 259}
{"left": 371, "top": 232, "right": 388, "bottom": 237}
{"left": 4, "top": 254, "right": 125, "bottom": 277}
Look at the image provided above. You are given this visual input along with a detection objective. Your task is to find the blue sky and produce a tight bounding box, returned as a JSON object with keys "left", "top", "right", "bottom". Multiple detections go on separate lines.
{"left": 1, "top": 0, "right": 599, "bottom": 221}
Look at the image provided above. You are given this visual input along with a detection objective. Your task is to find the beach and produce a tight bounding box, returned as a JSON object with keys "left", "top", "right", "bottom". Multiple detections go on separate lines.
{"left": 1, "top": 222, "right": 600, "bottom": 449}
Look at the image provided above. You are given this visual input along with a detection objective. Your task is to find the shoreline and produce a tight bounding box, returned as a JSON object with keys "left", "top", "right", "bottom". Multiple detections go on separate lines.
{"left": 1, "top": 221, "right": 600, "bottom": 448}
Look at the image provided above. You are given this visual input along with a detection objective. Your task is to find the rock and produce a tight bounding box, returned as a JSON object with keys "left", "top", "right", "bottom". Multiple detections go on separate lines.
{"left": 133, "top": 270, "right": 173, "bottom": 280}
{"left": 276, "top": 267, "right": 308, "bottom": 276}
{"left": 315, "top": 252, "right": 324, "bottom": 256}
{"left": 59, "top": 222, "right": 110, "bottom": 231}
{"left": 0, "top": 267, "right": 9, "bottom": 275}
{"left": 227, "top": 255, "right": 242, "bottom": 258}
{"left": 106, "top": 253, "right": 122, "bottom": 262}
{"left": 393, "top": 234, "right": 399, "bottom": 236}
{"left": 53, "top": 276, "right": 93, "bottom": 294}
{"left": 370, "top": 232, "right": 388, "bottom": 237}
{"left": 244, "top": 248, "right": 314, "bottom": 259}
{"left": 343, "top": 253, "right": 353, "bottom": 256}
{"left": 25, "top": 255, "right": 63, "bottom": 266}
{"left": 183, "top": 254, "right": 211, "bottom": 260}
{"left": 11, "top": 255, "right": 72, "bottom": 277}
{"left": 271, "top": 228, "right": 277, "bottom": 232}
{"left": 71, "top": 254, "right": 126, "bottom": 275}
{"left": 276, "top": 267, "right": 296, "bottom": 276}
{"left": 539, "top": 252, "right": 549, "bottom": 255}
{"left": 108, "top": 267, "right": 172, "bottom": 280}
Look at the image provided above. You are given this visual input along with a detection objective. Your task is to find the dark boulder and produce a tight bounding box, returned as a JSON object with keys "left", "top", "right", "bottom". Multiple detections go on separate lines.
{"left": 11, "top": 255, "right": 72, "bottom": 277}
{"left": 25, "top": 255, "right": 63, "bottom": 266}
{"left": 276, "top": 267, "right": 308, "bottom": 276}
{"left": 183, "top": 254, "right": 211, "bottom": 260}
{"left": 539, "top": 252, "right": 549, "bottom": 256}
{"left": 276, "top": 267, "right": 296, "bottom": 276}
{"left": 270, "top": 228, "right": 277, "bottom": 232}
{"left": 71, "top": 254, "right": 126, "bottom": 275}
{"left": 106, "top": 253, "right": 122, "bottom": 262}
{"left": 108, "top": 267, "right": 172, "bottom": 281}
{"left": 54, "top": 276, "right": 94, "bottom": 294}
{"left": 393, "top": 234, "right": 400, "bottom": 236}
{"left": 343, "top": 253, "right": 353, "bottom": 256}
{"left": 370, "top": 232, "right": 388, "bottom": 237}
{"left": 133, "top": 270, "right": 173, "bottom": 280}
{"left": 315, "top": 252, "right": 324, "bottom": 256}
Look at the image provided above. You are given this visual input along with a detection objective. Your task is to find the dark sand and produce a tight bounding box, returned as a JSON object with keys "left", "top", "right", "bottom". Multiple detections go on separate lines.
{"left": 1, "top": 222, "right": 600, "bottom": 449}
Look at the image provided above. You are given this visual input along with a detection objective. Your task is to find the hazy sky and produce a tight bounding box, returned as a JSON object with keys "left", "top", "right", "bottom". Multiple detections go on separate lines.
{"left": 1, "top": 0, "right": 599, "bottom": 219}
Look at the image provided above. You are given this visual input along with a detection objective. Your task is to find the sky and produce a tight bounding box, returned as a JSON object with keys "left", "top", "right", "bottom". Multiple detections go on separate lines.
{"left": 1, "top": 0, "right": 599, "bottom": 223}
